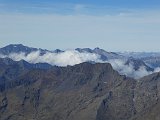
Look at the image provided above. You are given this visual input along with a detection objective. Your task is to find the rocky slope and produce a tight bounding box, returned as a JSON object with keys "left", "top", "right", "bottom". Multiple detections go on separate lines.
{"left": 0, "top": 58, "right": 159, "bottom": 120}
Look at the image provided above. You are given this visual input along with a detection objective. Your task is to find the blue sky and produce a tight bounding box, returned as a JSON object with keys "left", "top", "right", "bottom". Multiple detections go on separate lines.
{"left": 1, "top": 0, "right": 160, "bottom": 14}
{"left": 1, "top": 0, "right": 160, "bottom": 7}
{"left": 0, "top": 0, "right": 160, "bottom": 51}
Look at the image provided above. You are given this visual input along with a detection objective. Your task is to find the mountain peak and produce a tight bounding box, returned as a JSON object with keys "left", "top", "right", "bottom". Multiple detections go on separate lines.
{"left": 94, "top": 47, "right": 101, "bottom": 50}
{"left": 8, "top": 44, "right": 24, "bottom": 47}
{"left": 4, "top": 44, "right": 28, "bottom": 49}
{"left": 0, "top": 44, "right": 38, "bottom": 55}
{"left": 53, "top": 49, "right": 64, "bottom": 53}
{"left": 0, "top": 44, "right": 52, "bottom": 56}
{"left": 75, "top": 48, "right": 93, "bottom": 53}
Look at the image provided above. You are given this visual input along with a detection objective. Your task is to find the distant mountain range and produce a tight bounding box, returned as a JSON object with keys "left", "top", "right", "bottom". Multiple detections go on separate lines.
{"left": 76, "top": 47, "right": 124, "bottom": 60}
{"left": 118, "top": 51, "right": 160, "bottom": 59}
{"left": 0, "top": 57, "right": 160, "bottom": 120}
{"left": 0, "top": 44, "right": 157, "bottom": 79}
{"left": 0, "top": 44, "right": 160, "bottom": 78}
{"left": 0, "top": 44, "right": 123, "bottom": 60}
{"left": 119, "top": 52, "right": 160, "bottom": 68}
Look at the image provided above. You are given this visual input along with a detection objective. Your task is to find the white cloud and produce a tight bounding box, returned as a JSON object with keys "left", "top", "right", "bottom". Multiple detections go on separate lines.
{"left": 153, "top": 67, "right": 160, "bottom": 73}
{"left": 108, "top": 59, "right": 158, "bottom": 79}
{"left": 1, "top": 50, "right": 101, "bottom": 66}
{"left": 0, "top": 51, "right": 160, "bottom": 79}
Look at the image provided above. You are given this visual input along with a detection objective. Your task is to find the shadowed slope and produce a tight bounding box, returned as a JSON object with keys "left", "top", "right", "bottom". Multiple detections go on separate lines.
{"left": 0, "top": 58, "right": 159, "bottom": 120}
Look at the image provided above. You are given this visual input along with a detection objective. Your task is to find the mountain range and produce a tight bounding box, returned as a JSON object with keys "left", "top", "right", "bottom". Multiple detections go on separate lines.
{"left": 0, "top": 56, "right": 160, "bottom": 120}
{"left": 0, "top": 44, "right": 157, "bottom": 78}
{"left": 0, "top": 44, "right": 160, "bottom": 119}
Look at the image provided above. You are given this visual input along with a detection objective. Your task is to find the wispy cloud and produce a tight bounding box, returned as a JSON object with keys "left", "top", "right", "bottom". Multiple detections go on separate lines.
{"left": 0, "top": 11, "right": 160, "bottom": 51}
{"left": 0, "top": 2, "right": 156, "bottom": 16}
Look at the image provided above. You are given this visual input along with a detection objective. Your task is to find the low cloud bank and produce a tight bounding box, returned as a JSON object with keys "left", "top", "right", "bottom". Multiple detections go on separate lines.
{"left": 108, "top": 59, "right": 160, "bottom": 79}
{"left": 0, "top": 50, "right": 160, "bottom": 79}
{"left": 0, "top": 50, "right": 101, "bottom": 66}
